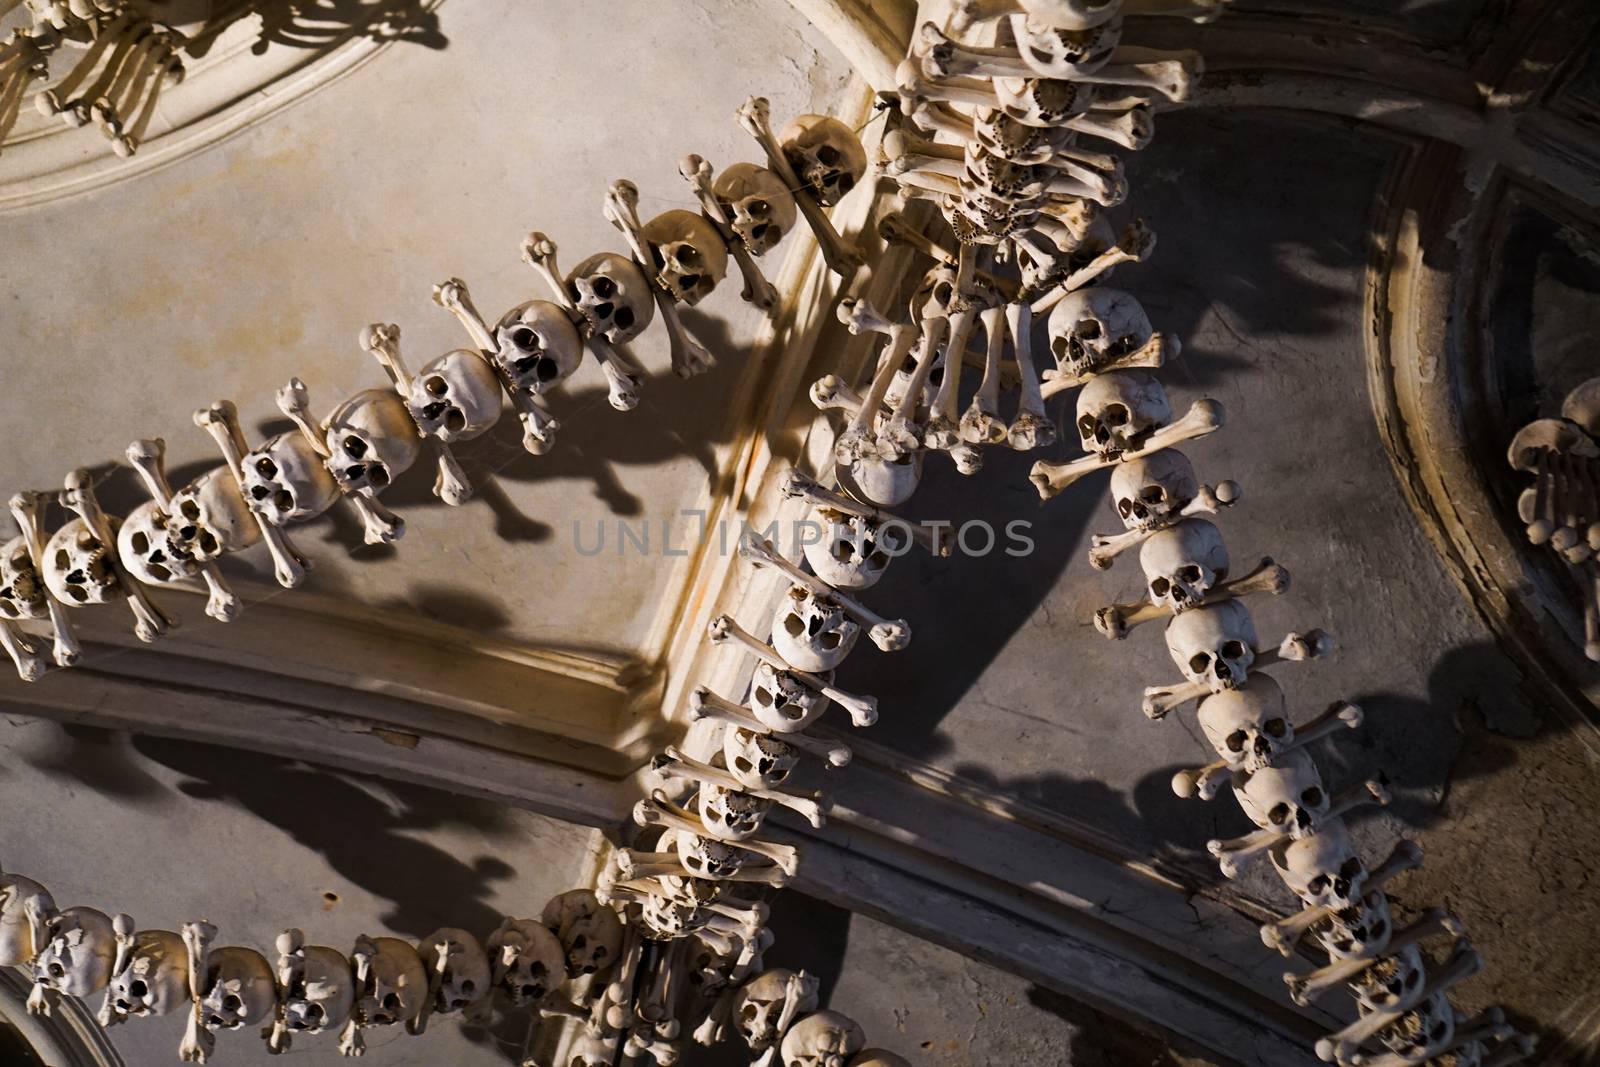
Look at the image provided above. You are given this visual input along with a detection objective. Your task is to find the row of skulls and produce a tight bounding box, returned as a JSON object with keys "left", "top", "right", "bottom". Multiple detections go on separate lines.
{"left": 1505, "top": 376, "right": 1600, "bottom": 663}
{"left": 0, "top": 93, "right": 871, "bottom": 684}
{"left": 580, "top": 467, "right": 934, "bottom": 1065}
{"left": 0, "top": 869, "right": 632, "bottom": 1061}
{"left": 865, "top": 1, "right": 1536, "bottom": 1065}
{"left": 1, "top": 2, "right": 186, "bottom": 159}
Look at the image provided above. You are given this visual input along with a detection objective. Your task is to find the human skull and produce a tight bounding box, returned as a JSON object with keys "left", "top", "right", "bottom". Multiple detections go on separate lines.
{"left": 417, "top": 928, "right": 490, "bottom": 1015}
{"left": 1197, "top": 674, "right": 1291, "bottom": 773}
{"left": 675, "top": 831, "right": 755, "bottom": 880}
{"left": 116, "top": 500, "right": 198, "bottom": 587}
{"left": 779, "top": 115, "right": 867, "bottom": 206}
{"left": 486, "top": 918, "right": 565, "bottom": 1007}
{"left": 735, "top": 969, "right": 819, "bottom": 1050}
{"left": 699, "top": 784, "right": 772, "bottom": 841}
{"left": 32, "top": 907, "right": 116, "bottom": 999}
{"left": 1008, "top": 13, "right": 1122, "bottom": 75}
{"left": 1012, "top": 0, "right": 1122, "bottom": 31}
{"left": 1271, "top": 821, "right": 1366, "bottom": 910}
{"left": 771, "top": 584, "right": 860, "bottom": 673}
{"left": 1233, "top": 750, "right": 1327, "bottom": 838}
{"left": 168, "top": 466, "right": 262, "bottom": 562}
{"left": 1314, "top": 891, "right": 1393, "bottom": 961}
{"left": 638, "top": 889, "right": 704, "bottom": 941}
{"left": 0, "top": 871, "right": 55, "bottom": 966}
{"left": 323, "top": 389, "right": 422, "bottom": 494}
{"left": 842, "top": 453, "right": 922, "bottom": 509}
{"left": 642, "top": 209, "right": 729, "bottom": 306}
{"left": 723, "top": 726, "right": 800, "bottom": 790}
{"left": 1376, "top": 994, "right": 1456, "bottom": 1060}
{"left": 849, "top": 1052, "right": 913, "bottom": 1067}
{"left": 748, "top": 659, "right": 828, "bottom": 733}
{"left": 0, "top": 535, "right": 48, "bottom": 621}
{"left": 1015, "top": 213, "right": 1115, "bottom": 293}
{"left": 195, "top": 946, "right": 277, "bottom": 1031}
{"left": 569, "top": 1031, "right": 620, "bottom": 1067}
{"left": 685, "top": 930, "right": 742, "bottom": 998}
{"left": 781, "top": 1010, "right": 867, "bottom": 1067}
{"left": 351, "top": 935, "right": 426, "bottom": 1028}
{"left": 539, "top": 890, "right": 623, "bottom": 979}
{"left": 104, "top": 929, "right": 189, "bottom": 1021}
{"left": 713, "top": 162, "right": 798, "bottom": 255}
{"left": 240, "top": 432, "right": 340, "bottom": 526}
{"left": 1048, "top": 288, "right": 1153, "bottom": 379}
{"left": 44, "top": 517, "right": 122, "bottom": 606}
{"left": 993, "top": 76, "right": 1094, "bottom": 127}
{"left": 275, "top": 931, "right": 355, "bottom": 1036}
{"left": 566, "top": 253, "right": 656, "bottom": 345}
{"left": 801, "top": 510, "right": 902, "bottom": 590}
{"left": 1076, "top": 370, "right": 1172, "bottom": 458}
{"left": 1109, "top": 450, "right": 1199, "bottom": 532}
{"left": 909, "top": 262, "right": 961, "bottom": 323}
{"left": 1350, "top": 944, "right": 1426, "bottom": 1016}
{"left": 493, "top": 300, "right": 583, "bottom": 396}
{"left": 1164, "top": 600, "right": 1257, "bottom": 692}
{"left": 406, "top": 350, "right": 504, "bottom": 443}
{"left": 1140, "top": 519, "right": 1228, "bottom": 614}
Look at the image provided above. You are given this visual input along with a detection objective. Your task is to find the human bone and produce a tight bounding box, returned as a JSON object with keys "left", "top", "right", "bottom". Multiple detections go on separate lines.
{"left": 781, "top": 1010, "right": 867, "bottom": 1067}
{"left": 1076, "top": 369, "right": 1172, "bottom": 457}
{"left": 1139, "top": 518, "right": 1229, "bottom": 614}
{"left": 100, "top": 919, "right": 189, "bottom": 1026}
{"left": 1109, "top": 449, "right": 1201, "bottom": 531}
{"left": 359, "top": 324, "right": 475, "bottom": 505}
{"left": 494, "top": 299, "right": 583, "bottom": 395}
{"left": 60, "top": 469, "right": 175, "bottom": 641}
{"left": 239, "top": 431, "right": 341, "bottom": 527}
{"left": 780, "top": 113, "right": 867, "bottom": 206}
{"left": 0, "top": 868, "right": 55, "bottom": 966}
{"left": 193, "top": 400, "right": 311, "bottom": 589}
{"left": 1196, "top": 673, "right": 1290, "bottom": 772}
{"left": 689, "top": 686, "right": 854, "bottom": 768}
{"left": 519, "top": 232, "right": 646, "bottom": 412}
{"left": 165, "top": 466, "right": 261, "bottom": 563}
{"left": 323, "top": 384, "right": 425, "bottom": 495}
{"left": 276, "top": 377, "right": 406, "bottom": 545}
{"left": 738, "top": 96, "right": 860, "bottom": 276}
{"left": 699, "top": 785, "right": 774, "bottom": 841}
{"left": 416, "top": 927, "right": 490, "bottom": 1023}
{"left": 1270, "top": 821, "right": 1368, "bottom": 911}
{"left": 849, "top": 1053, "right": 914, "bottom": 1067}
{"left": 1164, "top": 599, "right": 1258, "bottom": 691}
{"left": 1261, "top": 840, "right": 1423, "bottom": 957}
{"left": 343, "top": 934, "right": 427, "bottom": 1052}
{"left": 632, "top": 795, "right": 799, "bottom": 879}
{"left": 742, "top": 533, "right": 909, "bottom": 652}
{"left": 712, "top": 161, "right": 798, "bottom": 256}
{"left": 8, "top": 491, "right": 82, "bottom": 666}
{"left": 747, "top": 659, "right": 832, "bottom": 732}
{"left": 801, "top": 508, "right": 902, "bottom": 590}
{"left": 735, "top": 968, "right": 819, "bottom": 1052}
{"left": 603, "top": 180, "right": 715, "bottom": 377}
{"left": 1047, "top": 287, "right": 1153, "bottom": 377}
{"left": 541, "top": 889, "right": 624, "bottom": 979}
{"left": 193, "top": 947, "right": 277, "bottom": 1034}
{"left": 29, "top": 905, "right": 117, "bottom": 1012}
{"left": 653, "top": 746, "right": 826, "bottom": 825}
{"left": 486, "top": 918, "right": 565, "bottom": 1007}
{"left": 44, "top": 515, "right": 122, "bottom": 607}
{"left": 0, "top": 533, "right": 47, "bottom": 623}
{"left": 723, "top": 727, "right": 800, "bottom": 791}
{"left": 1089, "top": 477, "right": 1239, "bottom": 569}
{"left": 680, "top": 153, "right": 781, "bottom": 309}
{"left": 641, "top": 209, "right": 730, "bottom": 306}
{"left": 1032, "top": 398, "right": 1225, "bottom": 499}
{"left": 268, "top": 928, "right": 355, "bottom": 1053}
{"left": 770, "top": 583, "right": 861, "bottom": 673}
{"left": 1231, "top": 750, "right": 1328, "bottom": 836}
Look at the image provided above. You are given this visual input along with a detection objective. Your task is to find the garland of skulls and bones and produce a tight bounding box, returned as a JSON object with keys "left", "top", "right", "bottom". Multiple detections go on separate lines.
{"left": 0, "top": 0, "right": 1540, "bottom": 1064}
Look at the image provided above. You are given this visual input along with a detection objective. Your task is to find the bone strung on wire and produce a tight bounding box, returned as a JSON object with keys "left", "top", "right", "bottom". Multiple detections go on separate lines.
{"left": 634, "top": 793, "right": 799, "bottom": 876}
{"left": 680, "top": 153, "right": 779, "bottom": 310}
{"left": 1173, "top": 700, "right": 1362, "bottom": 798}
{"left": 1315, "top": 938, "right": 1483, "bottom": 1065}
{"left": 1031, "top": 399, "right": 1225, "bottom": 500}
{"left": 358, "top": 323, "right": 474, "bottom": 506}
{"left": 1143, "top": 629, "right": 1334, "bottom": 719}
{"left": 652, "top": 746, "right": 828, "bottom": 826}
{"left": 177, "top": 920, "right": 216, "bottom": 1063}
{"left": 833, "top": 298, "right": 921, "bottom": 464}
{"left": 737, "top": 95, "right": 860, "bottom": 278}
{"left": 737, "top": 533, "right": 911, "bottom": 652}
{"left": 1283, "top": 907, "right": 1464, "bottom": 1006}
{"left": 519, "top": 230, "right": 643, "bottom": 411}
{"left": 959, "top": 303, "right": 1010, "bottom": 446}
{"left": 1261, "top": 840, "right": 1424, "bottom": 956}
{"left": 432, "top": 277, "right": 562, "bottom": 455}
{"left": 1040, "top": 332, "right": 1177, "bottom": 400}
{"left": 602, "top": 179, "right": 715, "bottom": 378}
{"left": 1089, "top": 479, "right": 1239, "bottom": 569}
{"left": 1098, "top": 556, "right": 1288, "bottom": 640}
{"left": 781, "top": 469, "right": 951, "bottom": 558}
{"left": 276, "top": 377, "right": 405, "bottom": 545}
{"left": 7, "top": 491, "right": 81, "bottom": 666}
{"left": 60, "top": 467, "right": 174, "bottom": 642}
{"left": 1207, "top": 780, "right": 1389, "bottom": 879}
{"left": 191, "top": 398, "right": 312, "bottom": 590}
{"left": 1004, "top": 300, "right": 1056, "bottom": 451}
{"left": 125, "top": 438, "right": 239, "bottom": 622}
{"left": 689, "top": 686, "right": 855, "bottom": 765}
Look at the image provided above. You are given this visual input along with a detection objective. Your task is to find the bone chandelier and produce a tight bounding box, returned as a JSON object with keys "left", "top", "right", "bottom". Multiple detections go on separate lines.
{"left": 0, "top": 0, "right": 1539, "bottom": 1064}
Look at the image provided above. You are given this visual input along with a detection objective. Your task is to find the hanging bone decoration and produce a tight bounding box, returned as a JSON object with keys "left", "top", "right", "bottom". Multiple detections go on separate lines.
{"left": 1507, "top": 375, "right": 1600, "bottom": 662}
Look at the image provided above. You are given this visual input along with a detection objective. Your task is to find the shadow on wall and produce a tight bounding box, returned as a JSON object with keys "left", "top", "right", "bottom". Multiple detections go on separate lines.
{"left": 169, "top": 0, "right": 448, "bottom": 60}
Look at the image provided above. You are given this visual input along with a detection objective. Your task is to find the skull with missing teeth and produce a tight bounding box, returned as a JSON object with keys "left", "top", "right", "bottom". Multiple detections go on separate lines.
{"left": 167, "top": 466, "right": 262, "bottom": 562}
{"left": 735, "top": 968, "right": 818, "bottom": 1050}
{"left": 352, "top": 936, "right": 426, "bottom": 1029}
{"left": 1271, "top": 821, "right": 1366, "bottom": 910}
{"left": 1110, "top": 450, "right": 1199, "bottom": 532}
{"left": 780, "top": 114, "right": 866, "bottom": 205}
{"left": 699, "top": 784, "right": 772, "bottom": 840}
{"left": 1016, "top": 213, "right": 1115, "bottom": 294}
{"left": 1233, "top": 750, "right": 1327, "bottom": 838}
{"left": 105, "top": 929, "right": 190, "bottom": 1022}
{"left": 1197, "top": 674, "right": 1290, "bottom": 773}
{"left": 486, "top": 918, "right": 565, "bottom": 1007}
{"left": 566, "top": 253, "right": 656, "bottom": 345}
{"left": 240, "top": 432, "right": 341, "bottom": 526}
{"left": 117, "top": 501, "right": 198, "bottom": 588}
{"left": 418, "top": 928, "right": 490, "bottom": 1015}
{"left": 0, "top": 535, "right": 48, "bottom": 622}
{"left": 196, "top": 947, "right": 277, "bottom": 1033}
{"left": 724, "top": 726, "right": 799, "bottom": 790}
{"left": 771, "top": 584, "right": 859, "bottom": 673}
{"left": 801, "top": 510, "right": 901, "bottom": 590}
{"left": 539, "top": 889, "right": 623, "bottom": 979}
{"left": 494, "top": 300, "right": 583, "bottom": 396}
{"left": 323, "top": 389, "right": 422, "bottom": 494}
{"left": 644, "top": 209, "right": 729, "bottom": 306}
{"left": 406, "top": 349, "right": 505, "bottom": 443}
{"left": 277, "top": 934, "right": 355, "bottom": 1036}
{"left": 32, "top": 907, "right": 116, "bottom": 999}
{"left": 1165, "top": 599, "right": 1257, "bottom": 692}
{"left": 1076, "top": 369, "right": 1171, "bottom": 458}
{"left": 1140, "top": 518, "right": 1228, "bottom": 613}
{"left": 713, "top": 162, "right": 798, "bottom": 255}
{"left": 781, "top": 1010, "right": 867, "bottom": 1067}
{"left": 748, "top": 659, "right": 828, "bottom": 732}
{"left": 44, "top": 517, "right": 122, "bottom": 606}
{"left": 1048, "top": 288, "right": 1153, "bottom": 379}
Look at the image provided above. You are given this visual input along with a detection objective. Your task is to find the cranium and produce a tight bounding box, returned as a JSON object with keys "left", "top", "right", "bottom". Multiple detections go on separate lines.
{"left": 1015, "top": 213, "right": 1115, "bottom": 293}
{"left": 849, "top": 1052, "right": 913, "bottom": 1067}
{"left": 323, "top": 388, "right": 422, "bottom": 493}
{"left": 417, "top": 928, "right": 490, "bottom": 1015}
{"left": 675, "top": 831, "right": 755, "bottom": 880}
{"left": 712, "top": 162, "right": 798, "bottom": 255}
{"left": 1271, "top": 821, "right": 1367, "bottom": 910}
{"left": 779, "top": 114, "right": 867, "bottom": 205}
{"left": 1164, "top": 600, "right": 1257, "bottom": 692}
{"left": 1007, "top": 13, "right": 1122, "bottom": 74}
{"left": 1314, "top": 891, "right": 1392, "bottom": 961}
{"left": 116, "top": 500, "right": 198, "bottom": 587}
{"left": 1140, "top": 518, "right": 1228, "bottom": 614}
{"left": 734, "top": 968, "right": 818, "bottom": 1050}
{"left": 1007, "top": 0, "right": 1122, "bottom": 31}
{"left": 275, "top": 931, "right": 355, "bottom": 1037}
{"left": 1075, "top": 369, "right": 1172, "bottom": 457}
{"left": 909, "top": 262, "right": 961, "bottom": 323}
{"left": 781, "top": 1010, "right": 867, "bottom": 1067}
{"left": 685, "top": 931, "right": 741, "bottom": 998}
{"left": 351, "top": 935, "right": 426, "bottom": 1029}
{"left": 539, "top": 889, "right": 623, "bottom": 979}
{"left": 1377, "top": 993, "right": 1456, "bottom": 1059}
{"left": 1233, "top": 750, "right": 1327, "bottom": 838}
{"left": 748, "top": 659, "right": 828, "bottom": 733}
{"left": 240, "top": 432, "right": 340, "bottom": 526}
{"left": 1350, "top": 944, "right": 1426, "bottom": 1016}
{"left": 43, "top": 516, "right": 122, "bottom": 605}
{"left": 638, "top": 888, "right": 704, "bottom": 941}
{"left": 493, "top": 300, "right": 583, "bottom": 396}
{"left": 1047, "top": 288, "right": 1153, "bottom": 379}
{"left": 642, "top": 209, "right": 729, "bottom": 306}
{"left": 103, "top": 928, "right": 189, "bottom": 1022}
{"left": 801, "top": 509, "right": 901, "bottom": 590}
{"left": 1197, "top": 673, "right": 1290, "bottom": 773}
{"left": 771, "top": 584, "right": 860, "bottom": 673}
{"left": 0, "top": 870, "right": 54, "bottom": 966}
{"left": 195, "top": 946, "right": 277, "bottom": 1032}
{"left": 569, "top": 1031, "right": 620, "bottom": 1067}
{"left": 32, "top": 907, "right": 117, "bottom": 1000}
{"left": 993, "top": 76, "right": 1094, "bottom": 126}
{"left": 0, "top": 534, "right": 48, "bottom": 621}
{"left": 1109, "top": 449, "right": 1199, "bottom": 532}
{"left": 842, "top": 453, "right": 922, "bottom": 509}
{"left": 566, "top": 252, "right": 656, "bottom": 345}
{"left": 167, "top": 466, "right": 262, "bottom": 562}
{"left": 485, "top": 918, "right": 565, "bottom": 1007}
{"left": 699, "top": 784, "right": 772, "bottom": 840}
{"left": 723, "top": 726, "right": 800, "bottom": 790}
{"left": 405, "top": 349, "right": 505, "bottom": 443}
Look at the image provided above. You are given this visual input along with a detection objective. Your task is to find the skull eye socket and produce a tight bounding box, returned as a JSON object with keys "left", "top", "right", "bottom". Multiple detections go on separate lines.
{"left": 1076, "top": 319, "right": 1102, "bottom": 340}
{"left": 536, "top": 357, "right": 560, "bottom": 381}
{"left": 382, "top": 993, "right": 401, "bottom": 1011}
{"left": 1302, "top": 787, "right": 1324, "bottom": 809}
{"left": 1265, "top": 718, "right": 1288, "bottom": 737}
{"left": 1339, "top": 858, "right": 1364, "bottom": 880}
{"left": 1307, "top": 875, "right": 1330, "bottom": 895}
{"left": 1221, "top": 640, "right": 1247, "bottom": 660}
{"left": 342, "top": 435, "right": 367, "bottom": 459}
{"left": 223, "top": 994, "right": 242, "bottom": 1012}
{"left": 1139, "top": 485, "right": 1167, "bottom": 505}
{"left": 255, "top": 457, "right": 278, "bottom": 479}
{"left": 1188, "top": 652, "right": 1213, "bottom": 674}
{"left": 424, "top": 375, "right": 449, "bottom": 397}
{"left": 510, "top": 326, "right": 540, "bottom": 351}
{"left": 1150, "top": 577, "right": 1171, "bottom": 597}
{"left": 1176, "top": 564, "right": 1203, "bottom": 583}
{"left": 816, "top": 145, "right": 841, "bottom": 166}
{"left": 1103, "top": 404, "right": 1129, "bottom": 426}
{"left": 1225, "top": 730, "right": 1246, "bottom": 752}
{"left": 613, "top": 306, "right": 635, "bottom": 330}
{"left": 591, "top": 277, "right": 616, "bottom": 299}
{"left": 48, "top": 961, "right": 65, "bottom": 978}
{"left": 1268, "top": 803, "right": 1291, "bottom": 825}
{"left": 367, "top": 465, "right": 390, "bottom": 488}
